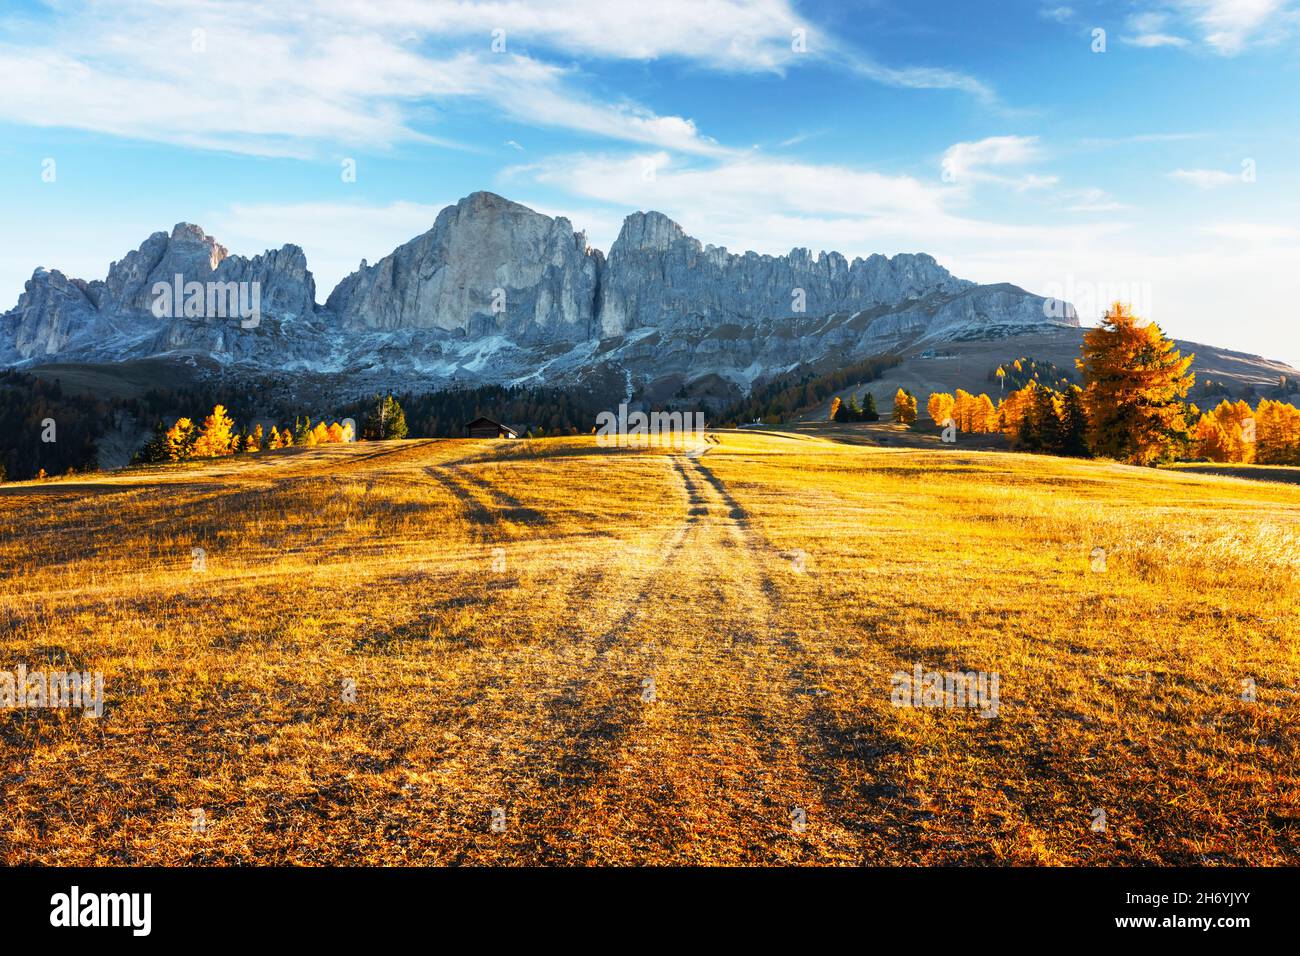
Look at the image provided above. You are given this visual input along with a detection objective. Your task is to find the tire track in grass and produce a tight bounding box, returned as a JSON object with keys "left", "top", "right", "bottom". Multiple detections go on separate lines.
{"left": 420, "top": 466, "right": 495, "bottom": 526}
{"left": 681, "top": 456, "right": 920, "bottom": 860}
{"left": 434, "top": 456, "right": 697, "bottom": 862}
{"left": 517, "top": 454, "right": 861, "bottom": 863}
{"left": 450, "top": 464, "right": 549, "bottom": 525}
{"left": 421, "top": 464, "right": 551, "bottom": 530}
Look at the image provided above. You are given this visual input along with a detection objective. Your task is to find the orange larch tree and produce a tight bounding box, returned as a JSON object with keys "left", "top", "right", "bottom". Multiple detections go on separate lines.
{"left": 1192, "top": 413, "right": 1233, "bottom": 461}
{"left": 191, "top": 405, "right": 237, "bottom": 458}
{"left": 1078, "top": 303, "right": 1194, "bottom": 465}
{"left": 892, "top": 388, "right": 918, "bottom": 425}
{"left": 165, "top": 417, "right": 196, "bottom": 462}
{"left": 927, "top": 392, "right": 955, "bottom": 427}
{"left": 972, "top": 394, "right": 999, "bottom": 434}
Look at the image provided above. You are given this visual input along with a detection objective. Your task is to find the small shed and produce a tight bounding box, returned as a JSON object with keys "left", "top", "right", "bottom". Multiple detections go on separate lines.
{"left": 464, "top": 417, "right": 518, "bottom": 439}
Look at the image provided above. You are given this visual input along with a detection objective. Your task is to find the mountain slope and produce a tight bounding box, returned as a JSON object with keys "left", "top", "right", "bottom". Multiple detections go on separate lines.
{"left": 17, "top": 190, "right": 1282, "bottom": 409}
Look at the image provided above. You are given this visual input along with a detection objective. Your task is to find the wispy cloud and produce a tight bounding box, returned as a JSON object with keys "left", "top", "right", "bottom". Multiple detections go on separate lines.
{"left": 0, "top": 0, "right": 1000, "bottom": 160}
{"left": 505, "top": 150, "right": 1121, "bottom": 259}
{"left": 1122, "top": 12, "right": 1192, "bottom": 47}
{"left": 0, "top": 2, "right": 732, "bottom": 158}
{"left": 1123, "top": 1, "right": 1297, "bottom": 54}
{"left": 1060, "top": 188, "right": 1128, "bottom": 212}
{"left": 1169, "top": 167, "right": 1244, "bottom": 187}
{"left": 1201, "top": 221, "right": 1299, "bottom": 241}
{"left": 940, "top": 135, "right": 1057, "bottom": 190}
{"left": 1040, "top": 5, "right": 1077, "bottom": 23}
{"left": 1179, "top": 0, "right": 1292, "bottom": 53}
{"left": 322, "top": 0, "right": 1000, "bottom": 101}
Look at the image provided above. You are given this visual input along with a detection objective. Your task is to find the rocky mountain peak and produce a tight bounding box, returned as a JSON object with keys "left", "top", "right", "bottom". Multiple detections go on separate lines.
{"left": 2, "top": 192, "right": 1081, "bottom": 393}
{"left": 612, "top": 211, "right": 690, "bottom": 254}
{"left": 168, "top": 222, "right": 229, "bottom": 269}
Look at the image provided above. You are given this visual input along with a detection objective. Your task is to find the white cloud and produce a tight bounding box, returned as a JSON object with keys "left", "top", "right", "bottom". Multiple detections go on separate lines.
{"left": 1169, "top": 167, "right": 1243, "bottom": 188}
{"left": 0, "top": 2, "right": 729, "bottom": 158}
{"left": 1123, "top": 12, "right": 1192, "bottom": 46}
{"left": 1061, "top": 188, "right": 1128, "bottom": 212}
{"left": 940, "top": 136, "right": 1057, "bottom": 190}
{"left": 1124, "top": 31, "right": 1192, "bottom": 46}
{"left": 1125, "top": 1, "right": 1296, "bottom": 54}
{"left": 507, "top": 150, "right": 1122, "bottom": 263}
{"left": 1179, "top": 0, "right": 1290, "bottom": 53}
{"left": 317, "top": 0, "right": 998, "bottom": 99}
{"left": 0, "top": 0, "right": 998, "bottom": 160}
{"left": 1201, "top": 222, "right": 1300, "bottom": 241}
{"left": 842, "top": 59, "right": 998, "bottom": 105}
{"left": 1040, "top": 6, "right": 1077, "bottom": 22}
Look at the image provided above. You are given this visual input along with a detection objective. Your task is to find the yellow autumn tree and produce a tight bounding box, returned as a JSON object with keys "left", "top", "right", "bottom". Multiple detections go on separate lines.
{"left": 1192, "top": 413, "right": 1233, "bottom": 461}
{"left": 191, "top": 405, "right": 237, "bottom": 458}
{"left": 953, "top": 389, "right": 976, "bottom": 431}
{"left": 1078, "top": 303, "right": 1194, "bottom": 465}
{"left": 1256, "top": 399, "right": 1300, "bottom": 464}
{"left": 828, "top": 396, "right": 843, "bottom": 422}
{"left": 972, "top": 394, "right": 999, "bottom": 434}
{"left": 998, "top": 383, "right": 1037, "bottom": 441}
{"left": 892, "top": 388, "right": 918, "bottom": 425}
{"left": 309, "top": 422, "right": 330, "bottom": 446}
{"left": 165, "top": 417, "right": 196, "bottom": 462}
{"left": 246, "top": 424, "right": 263, "bottom": 453}
{"left": 1209, "top": 399, "right": 1256, "bottom": 463}
{"left": 927, "top": 392, "right": 955, "bottom": 427}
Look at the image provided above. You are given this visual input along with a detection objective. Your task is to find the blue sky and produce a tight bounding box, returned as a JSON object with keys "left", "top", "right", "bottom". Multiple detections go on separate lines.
{"left": 1, "top": 0, "right": 1298, "bottom": 364}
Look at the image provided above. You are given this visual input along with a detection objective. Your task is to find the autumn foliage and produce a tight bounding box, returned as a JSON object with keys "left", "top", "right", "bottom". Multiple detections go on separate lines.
{"left": 926, "top": 389, "right": 997, "bottom": 433}
{"left": 1078, "top": 303, "right": 1194, "bottom": 465}
{"left": 926, "top": 392, "right": 955, "bottom": 427}
{"left": 892, "top": 388, "right": 918, "bottom": 425}
{"left": 1193, "top": 397, "right": 1300, "bottom": 464}
{"left": 140, "top": 405, "right": 355, "bottom": 465}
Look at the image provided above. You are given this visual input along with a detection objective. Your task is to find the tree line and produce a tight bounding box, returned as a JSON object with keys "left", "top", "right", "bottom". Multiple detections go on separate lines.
{"left": 131, "top": 394, "right": 409, "bottom": 465}
{"left": 920, "top": 303, "right": 1300, "bottom": 465}
{"left": 718, "top": 355, "right": 899, "bottom": 426}
{"left": 336, "top": 383, "right": 602, "bottom": 439}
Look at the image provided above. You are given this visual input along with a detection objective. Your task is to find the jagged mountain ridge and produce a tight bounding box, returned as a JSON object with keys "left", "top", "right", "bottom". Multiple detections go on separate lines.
{"left": 1, "top": 191, "right": 1077, "bottom": 399}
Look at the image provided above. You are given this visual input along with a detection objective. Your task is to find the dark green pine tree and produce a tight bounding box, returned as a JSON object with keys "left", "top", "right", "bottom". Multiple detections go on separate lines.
{"left": 363, "top": 394, "right": 409, "bottom": 440}
{"left": 1034, "top": 388, "right": 1067, "bottom": 454}
{"left": 1059, "top": 386, "right": 1090, "bottom": 457}
{"left": 862, "top": 392, "right": 880, "bottom": 422}
{"left": 131, "top": 419, "right": 171, "bottom": 465}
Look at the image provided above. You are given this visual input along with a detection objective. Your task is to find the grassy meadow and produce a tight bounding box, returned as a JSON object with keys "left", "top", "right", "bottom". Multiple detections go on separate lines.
{"left": 1, "top": 431, "right": 1297, "bottom": 865}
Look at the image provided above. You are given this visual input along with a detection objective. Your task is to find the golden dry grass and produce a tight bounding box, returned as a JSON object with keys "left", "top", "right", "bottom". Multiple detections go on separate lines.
{"left": 1, "top": 431, "right": 1297, "bottom": 865}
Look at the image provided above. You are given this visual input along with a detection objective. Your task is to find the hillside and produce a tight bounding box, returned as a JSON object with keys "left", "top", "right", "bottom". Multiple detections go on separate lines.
{"left": 1, "top": 434, "right": 1297, "bottom": 864}
{"left": 797, "top": 329, "right": 1300, "bottom": 418}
